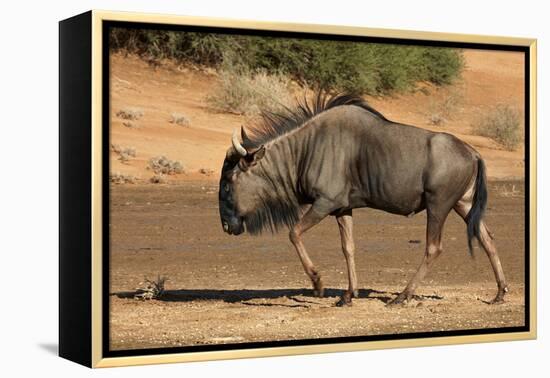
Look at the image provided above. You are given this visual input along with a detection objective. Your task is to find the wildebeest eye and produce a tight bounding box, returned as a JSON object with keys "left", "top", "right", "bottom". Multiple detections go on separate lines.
{"left": 224, "top": 183, "right": 229, "bottom": 192}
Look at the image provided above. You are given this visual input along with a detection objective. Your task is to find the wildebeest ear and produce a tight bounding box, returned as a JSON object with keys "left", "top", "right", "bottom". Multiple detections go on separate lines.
{"left": 250, "top": 145, "right": 265, "bottom": 163}
{"left": 253, "top": 145, "right": 265, "bottom": 159}
{"left": 239, "top": 145, "right": 265, "bottom": 171}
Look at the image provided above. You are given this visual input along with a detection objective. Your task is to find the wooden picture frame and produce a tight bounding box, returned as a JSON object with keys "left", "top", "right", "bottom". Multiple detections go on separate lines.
{"left": 59, "top": 10, "right": 537, "bottom": 368}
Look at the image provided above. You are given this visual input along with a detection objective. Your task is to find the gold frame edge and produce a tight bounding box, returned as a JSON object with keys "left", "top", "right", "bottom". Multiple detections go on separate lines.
{"left": 89, "top": 9, "right": 537, "bottom": 368}
{"left": 91, "top": 10, "right": 104, "bottom": 368}
{"left": 528, "top": 41, "right": 537, "bottom": 338}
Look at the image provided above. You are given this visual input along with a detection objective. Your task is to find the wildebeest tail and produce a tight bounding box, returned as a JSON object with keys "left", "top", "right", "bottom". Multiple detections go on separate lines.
{"left": 466, "top": 158, "right": 488, "bottom": 256}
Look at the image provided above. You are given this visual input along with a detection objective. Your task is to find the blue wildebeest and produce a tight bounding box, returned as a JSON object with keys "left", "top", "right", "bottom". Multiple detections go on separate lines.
{"left": 218, "top": 93, "right": 508, "bottom": 306}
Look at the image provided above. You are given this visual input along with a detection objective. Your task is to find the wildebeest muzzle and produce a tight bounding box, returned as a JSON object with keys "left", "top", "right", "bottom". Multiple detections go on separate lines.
{"left": 222, "top": 217, "right": 244, "bottom": 235}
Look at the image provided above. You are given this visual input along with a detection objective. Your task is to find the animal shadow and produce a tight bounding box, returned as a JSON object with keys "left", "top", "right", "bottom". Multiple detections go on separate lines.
{"left": 112, "top": 288, "right": 442, "bottom": 306}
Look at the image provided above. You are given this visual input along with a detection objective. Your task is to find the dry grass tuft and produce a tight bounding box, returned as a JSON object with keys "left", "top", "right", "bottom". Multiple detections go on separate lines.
{"left": 206, "top": 64, "right": 293, "bottom": 117}
{"left": 111, "top": 144, "right": 137, "bottom": 163}
{"left": 122, "top": 121, "right": 139, "bottom": 129}
{"left": 116, "top": 107, "right": 144, "bottom": 121}
{"left": 149, "top": 174, "right": 168, "bottom": 184}
{"left": 473, "top": 105, "right": 522, "bottom": 151}
{"left": 148, "top": 156, "right": 185, "bottom": 175}
{"left": 495, "top": 183, "right": 523, "bottom": 198}
{"left": 427, "top": 84, "right": 464, "bottom": 126}
{"left": 198, "top": 168, "right": 214, "bottom": 176}
{"left": 169, "top": 112, "right": 191, "bottom": 127}
{"left": 134, "top": 275, "right": 169, "bottom": 300}
{"left": 110, "top": 172, "right": 138, "bottom": 184}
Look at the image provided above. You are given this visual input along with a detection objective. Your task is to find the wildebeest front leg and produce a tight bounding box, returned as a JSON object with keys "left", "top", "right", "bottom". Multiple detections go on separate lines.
{"left": 289, "top": 204, "right": 330, "bottom": 297}
{"left": 388, "top": 210, "right": 446, "bottom": 306}
{"left": 335, "top": 210, "right": 358, "bottom": 306}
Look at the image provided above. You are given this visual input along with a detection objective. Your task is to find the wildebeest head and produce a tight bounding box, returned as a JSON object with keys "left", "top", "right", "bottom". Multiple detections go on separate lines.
{"left": 219, "top": 127, "right": 266, "bottom": 235}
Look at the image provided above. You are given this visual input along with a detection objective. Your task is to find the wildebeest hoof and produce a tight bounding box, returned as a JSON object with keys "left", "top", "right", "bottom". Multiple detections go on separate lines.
{"left": 336, "top": 291, "right": 353, "bottom": 307}
{"left": 313, "top": 286, "right": 324, "bottom": 298}
{"left": 335, "top": 297, "right": 352, "bottom": 307}
{"left": 488, "top": 296, "right": 505, "bottom": 305}
{"left": 487, "top": 286, "right": 507, "bottom": 305}
{"left": 312, "top": 280, "right": 324, "bottom": 297}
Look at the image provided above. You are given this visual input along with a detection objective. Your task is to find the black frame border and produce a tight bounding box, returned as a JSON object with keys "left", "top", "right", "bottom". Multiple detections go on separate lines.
{"left": 59, "top": 11, "right": 93, "bottom": 367}
{"left": 101, "top": 20, "right": 531, "bottom": 359}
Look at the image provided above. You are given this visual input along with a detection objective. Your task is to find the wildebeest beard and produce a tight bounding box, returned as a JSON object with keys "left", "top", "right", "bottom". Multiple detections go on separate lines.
{"left": 242, "top": 193, "right": 302, "bottom": 235}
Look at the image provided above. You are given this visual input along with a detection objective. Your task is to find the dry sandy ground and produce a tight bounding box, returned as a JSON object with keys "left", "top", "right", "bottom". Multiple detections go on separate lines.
{"left": 109, "top": 49, "right": 525, "bottom": 181}
{"left": 109, "top": 181, "right": 525, "bottom": 350}
{"left": 108, "top": 49, "right": 526, "bottom": 351}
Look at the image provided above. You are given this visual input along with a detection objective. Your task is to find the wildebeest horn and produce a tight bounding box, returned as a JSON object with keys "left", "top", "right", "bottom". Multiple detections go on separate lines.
{"left": 232, "top": 129, "right": 247, "bottom": 157}
{"left": 241, "top": 126, "right": 251, "bottom": 144}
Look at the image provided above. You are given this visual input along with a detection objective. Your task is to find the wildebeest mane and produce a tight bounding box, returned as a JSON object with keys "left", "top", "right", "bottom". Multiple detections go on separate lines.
{"left": 243, "top": 91, "right": 389, "bottom": 149}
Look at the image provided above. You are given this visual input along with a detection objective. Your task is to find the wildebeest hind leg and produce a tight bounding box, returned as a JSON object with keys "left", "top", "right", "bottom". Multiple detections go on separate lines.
{"left": 289, "top": 205, "right": 329, "bottom": 297}
{"left": 335, "top": 210, "right": 358, "bottom": 306}
{"left": 388, "top": 209, "right": 447, "bottom": 306}
{"left": 454, "top": 203, "right": 508, "bottom": 304}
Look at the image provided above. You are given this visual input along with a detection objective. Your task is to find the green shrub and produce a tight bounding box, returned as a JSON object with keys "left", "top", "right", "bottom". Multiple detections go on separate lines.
{"left": 473, "top": 105, "right": 522, "bottom": 150}
{"left": 110, "top": 28, "right": 463, "bottom": 95}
